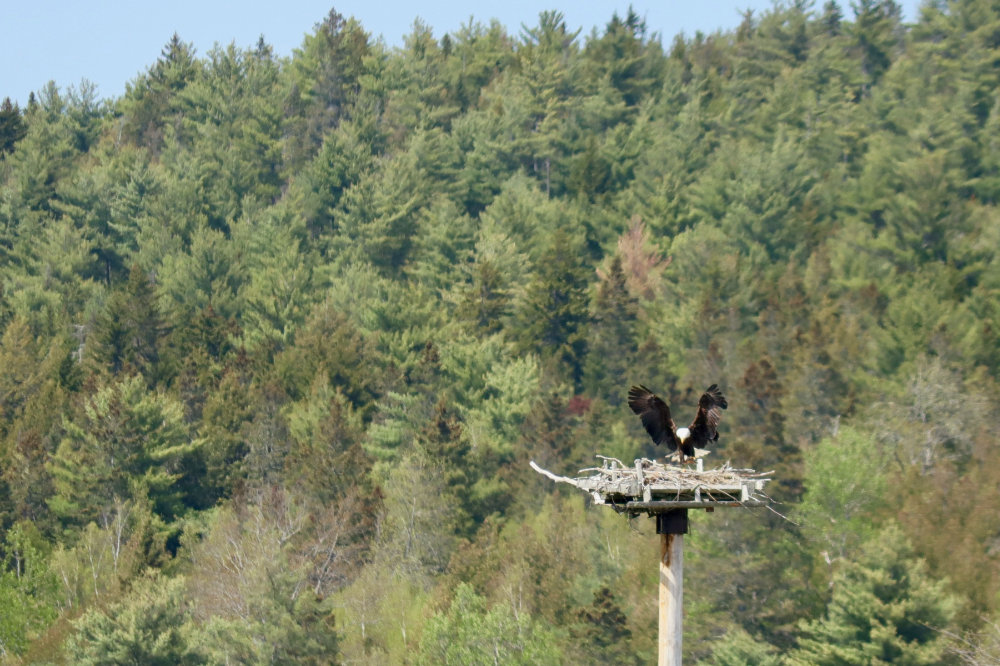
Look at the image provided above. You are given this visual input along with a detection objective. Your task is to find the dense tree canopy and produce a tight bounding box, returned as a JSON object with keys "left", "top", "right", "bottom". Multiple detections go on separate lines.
{"left": 3, "top": 1, "right": 1000, "bottom": 661}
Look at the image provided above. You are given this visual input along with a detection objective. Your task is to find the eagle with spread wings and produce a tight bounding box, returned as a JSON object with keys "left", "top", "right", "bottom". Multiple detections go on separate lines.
{"left": 627, "top": 384, "right": 728, "bottom": 462}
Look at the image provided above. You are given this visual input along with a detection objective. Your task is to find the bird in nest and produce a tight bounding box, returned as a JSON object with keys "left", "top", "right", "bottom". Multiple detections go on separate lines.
{"left": 627, "top": 384, "right": 727, "bottom": 464}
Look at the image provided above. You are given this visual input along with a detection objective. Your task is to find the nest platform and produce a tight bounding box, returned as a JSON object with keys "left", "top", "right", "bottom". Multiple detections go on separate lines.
{"left": 530, "top": 455, "right": 772, "bottom": 515}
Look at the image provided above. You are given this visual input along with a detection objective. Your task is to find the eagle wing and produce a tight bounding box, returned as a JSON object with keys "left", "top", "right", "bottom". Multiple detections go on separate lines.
{"left": 628, "top": 385, "right": 679, "bottom": 451}
{"left": 689, "top": 383, "right": 728, "bottom": 446}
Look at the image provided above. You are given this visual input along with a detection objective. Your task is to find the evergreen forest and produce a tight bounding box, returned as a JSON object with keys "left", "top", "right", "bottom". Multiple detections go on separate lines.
{"left": 3, "top": 1, "right": 1000, "bottom": 662}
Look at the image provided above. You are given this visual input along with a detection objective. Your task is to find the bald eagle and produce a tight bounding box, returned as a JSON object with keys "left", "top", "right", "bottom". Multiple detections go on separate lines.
{"left": 628, "top": 384, "right": 728, "bottom": 462}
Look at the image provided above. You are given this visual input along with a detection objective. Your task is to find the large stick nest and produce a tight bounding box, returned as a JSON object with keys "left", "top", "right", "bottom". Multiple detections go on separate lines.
{"left": 583, "top": 455, "right": 772, "bottom": 488}
{"left": 530, "top": 455, "right": 774, "bottom": 507}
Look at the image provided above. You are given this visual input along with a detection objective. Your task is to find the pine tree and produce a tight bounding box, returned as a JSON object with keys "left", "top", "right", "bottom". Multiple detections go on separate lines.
{"left": 732, "top": 357, "right": 800, "bottom": 499}
{"left": 568, "top": 135, "right": 612, "bottom": 201}
{"left": 698, "top": 628, "right": 781, "bottom": 666}
{"left": 272, "top": 300, "right": 378, "bottom": 410}
{"left": 192, "top": 362, "right": 256, "bottom": 501}
{"left": 583, "top": 9, "right": 664, "bottom": 107}
{"left": 0, "top": 315, "right": 58, "bottom": 430}
{"left": 158, "top": 226, "right": 245, "bottom": 324}
{"left": 517, "top": 390, "right": 577, "bottom": 468}
{"left": 171, "top": 41, "right": 284, "bottom": 229}
{"left": 1, "top": 376, "right": 65, "bottom": 525}
{"left": 0, "top": 97, "right": 27, "bottom": 155}
{"left": 441, "top": 19, "right": 517, "bottom": 112}
{"left": 788, "top": 524, "right": 958, "bottom": 665}
{"left": 283, "top": 372, "right": 367, "bottom": 503}
{"left": 67, "top": 572, "right": 205, "bottom": 664}
{"left": 457, "top": 258, "right": 510, "bottom": 337}
{"left": 331, "top": 149, "right": 428, "bottom": 273}
{"left": 515, "top": 228, "right": 591, "bottom": 387}
{"left": 822, "top": 1, "right": 844, "bottom": 36}
{"left": 406, "top": 197, "right": 476, "bottom": 291}
{"left": 416, "top": 396, "right": 474, "bottom": 533}
{"left": 454, "top": 216, "right": 532, "bottom": 338}
{"left": 571, "top": 586, "right": 635, "bottom": 664}
{"left": 88, "top": 264, "right": 168, "bottom": 381}
{"left": 48, "top": 375, "right": 194, "bottom": 525}
{"left": 236, "top": 214, "right": 319, "bottom": 355}
{"left": 286, "top": 9, "right": 372, "bottom": 158}
{"left": 119, "top": 33, "right": 199, "bottom": 152}
{"left": 849, "top": 0, "right": 902, "bottom": 91}
{"left": 584, "top": 254, "right": 640, "bottom": 400}
{"left": 383, "top": 20, "right": 461, "bottom": 139}
{"left": 516, "top": 11, "right": 581, "bottom": 195}
{"left": 293, "top": 123, "right": 372, "bottom": 240}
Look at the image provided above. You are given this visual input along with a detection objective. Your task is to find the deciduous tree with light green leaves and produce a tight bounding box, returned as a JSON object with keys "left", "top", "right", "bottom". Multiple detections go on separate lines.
{"left": 418, "top": 583, "right": 561, "bottom": 665}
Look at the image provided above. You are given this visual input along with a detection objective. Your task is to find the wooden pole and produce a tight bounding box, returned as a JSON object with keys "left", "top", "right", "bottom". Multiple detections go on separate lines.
{"left": 657, "top": 510, "right": 687, "bottom": 666}
{"left": 659, "top": 532, "right": 683, "bottom": 665}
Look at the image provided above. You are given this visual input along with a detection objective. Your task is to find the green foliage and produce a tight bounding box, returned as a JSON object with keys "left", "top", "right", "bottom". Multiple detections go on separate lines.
{"left": 291, "top": 122, "right": 374, "bottom": 240}
{"left": 796, "top": 426, "right": 889, "bottom": 563}
{"left": 0, "top": 522, "right": 58, "bottom": 656}
{"left": 183, "top": 490, "right": 341, "bottom": 663}
{"left": 787, "top": 524, "right": 959, "bottom": 665}
{"left": 283, "top": 373, "right": 366, "bottom": 502}
{"left": 376, "top": 450, "right": 460, "bottom": 578}
{"left": 158, "top": 226, "right": 245, "bottom": 322}
{"left": 167, "top": 41, "right": 284, "bottom": 229}
{"left": 570, "top": 585, "right": 637, "bottom": 664}
{"left": 0, "top": 315, "right": 61, "bottom": 430}
{"left": 514, "top": 227, "right": 591, "bottom": 386}
{"left": 696, "top": 627, "right": 781, "bottom": 666}
{"left": 0, "top": 97, "right": 27, "bottom": 155}
{"left": 584, "top": 254, "right": 640, "bottom": 398}
{"left": 453, "top": 218, "right": 531, "bottom": 337}
{"left": 418, "top": 582, "right": 561, "bottom": 665}
{"left": 88, "top": 264, "right": 168, "bottom": 380}
{"left": 119, "top": 34, "right": 200, "bottom": 152}
{"left": 235, "top": 212, "right": 321, "bottom": 354}
{"left": 273, "top": 299, "right": 377, "bottom": 408}
{"left": 48, "top": 374, "right": 194, "bottom": 524}
{"left": 461, "top": 346, "right": 541, "bottom": 458}
{"left": 583, "top": 9, "right": 663, "bottom": 108}
{"left": 66, "top": 571, "right": 205, "bottom": 665}
{"left": 4, "top": 4, "right": 1000, "bottom": 661}
{"left": 849, "top": 0, "right": 902, "bottom": 90}
{"left": 286, "top": 10, "right": 373, "bottom": 160}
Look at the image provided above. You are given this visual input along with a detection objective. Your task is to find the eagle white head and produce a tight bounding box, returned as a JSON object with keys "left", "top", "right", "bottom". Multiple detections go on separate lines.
{"left": 676, "top": 427, "right": 691, "bottom": 442}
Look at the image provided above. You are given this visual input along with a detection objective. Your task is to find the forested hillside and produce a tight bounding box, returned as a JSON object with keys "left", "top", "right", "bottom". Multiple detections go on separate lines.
{"left": 2, "top": 1, "right": 1000, "bottom": 662}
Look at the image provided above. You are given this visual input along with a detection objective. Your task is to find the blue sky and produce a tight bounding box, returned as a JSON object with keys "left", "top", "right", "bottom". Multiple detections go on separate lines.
{"left": 3, "top": 1, "right": 922, "bottom": 108}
